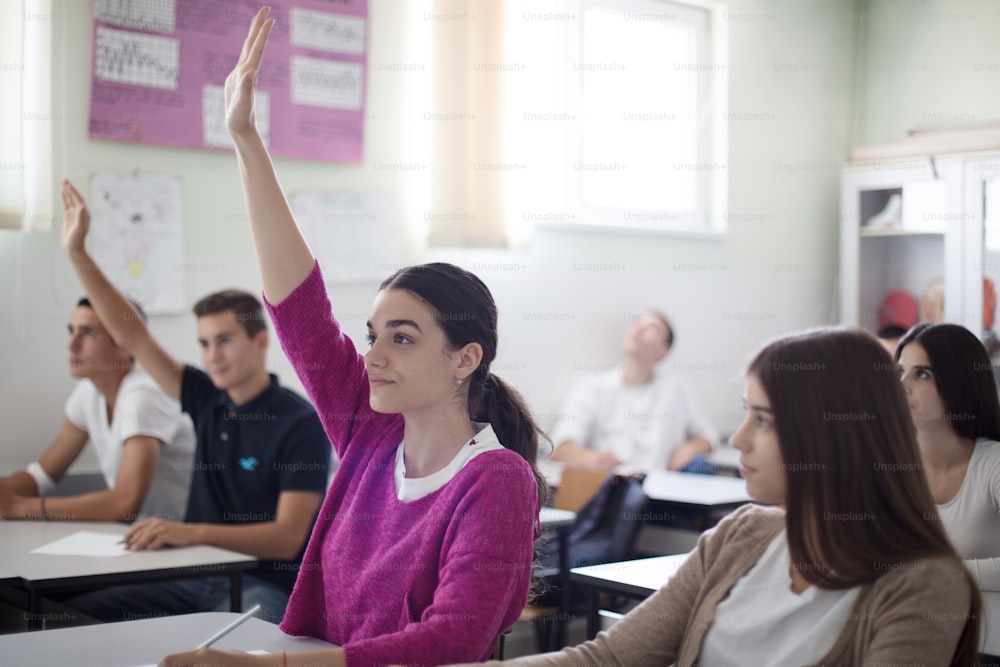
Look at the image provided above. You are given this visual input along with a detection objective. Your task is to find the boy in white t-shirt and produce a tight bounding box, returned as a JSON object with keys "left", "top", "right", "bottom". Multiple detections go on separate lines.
{"left": 0, "top": 298, "right": 195, "bottom": 522}
{"left": 550, "top": 310, "right": 718, "bottom": 471}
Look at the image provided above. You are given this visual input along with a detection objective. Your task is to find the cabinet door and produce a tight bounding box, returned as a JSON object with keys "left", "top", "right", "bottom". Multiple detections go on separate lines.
{"left": 840, "top": 159, "right": 963, "bottom": 334}
{"left": 963, "top": 158, "right": 1000, "bottom": 341}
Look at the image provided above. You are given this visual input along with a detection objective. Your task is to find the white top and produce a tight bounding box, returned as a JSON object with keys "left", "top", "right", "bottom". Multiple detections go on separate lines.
{"left": 937, "top": 438, "right": 1000, "bottom": 591}
{"left": 393, "top": 422, "right": 504, "bottom": 501}
{"left": 65, "top": 365, "right": 196, "bottom": 521}
{"left": 549, "top": 369, "right": 718, "bottom": 470}
{"left": 699, "top": 529, "right": 861, "bottom": 667}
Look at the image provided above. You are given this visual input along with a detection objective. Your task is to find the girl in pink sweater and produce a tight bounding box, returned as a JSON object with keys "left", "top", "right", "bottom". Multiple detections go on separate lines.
{"left": 161, "top": 8, "right": 546, "bottom": 667}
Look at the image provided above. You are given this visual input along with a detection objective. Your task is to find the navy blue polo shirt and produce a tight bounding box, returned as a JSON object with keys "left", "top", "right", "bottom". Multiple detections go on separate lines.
{"left": 180, "top": 366, "right": 330, "bottom": 592}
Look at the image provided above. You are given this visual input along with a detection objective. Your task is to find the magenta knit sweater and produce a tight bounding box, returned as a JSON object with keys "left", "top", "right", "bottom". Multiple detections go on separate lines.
{"left": 267, "top": 262, "right": 539, "bottom": 667}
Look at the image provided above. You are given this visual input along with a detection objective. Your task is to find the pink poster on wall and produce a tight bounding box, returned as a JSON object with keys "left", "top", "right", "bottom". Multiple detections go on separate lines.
{"left": 89, "top": 0, "right": 367, "bottom": 163}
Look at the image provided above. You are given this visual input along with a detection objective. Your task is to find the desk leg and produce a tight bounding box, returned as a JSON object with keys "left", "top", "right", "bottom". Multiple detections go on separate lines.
{"left": 586, "top": 586, "right": 599, "bottom": 640}
{"left": 28, "top": 589, "right": 42, "bottom": 631}
{"left": 557, "top": 526, "right": 570, "bottom": 649}
{"left": 230, "top": 573, "right": 243, "bottom": 612}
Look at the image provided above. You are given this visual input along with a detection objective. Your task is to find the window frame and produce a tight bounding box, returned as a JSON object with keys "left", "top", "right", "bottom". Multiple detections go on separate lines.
{"left": 547, "top": 0, "right": 727, "bottom": 237}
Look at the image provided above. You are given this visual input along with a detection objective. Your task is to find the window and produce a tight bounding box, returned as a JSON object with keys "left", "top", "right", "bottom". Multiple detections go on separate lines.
{"left": 504, "top": 0, "right": 727, "bottom": 239}
{"left": 0, "top": 0, "right": 53, "bottom": 231}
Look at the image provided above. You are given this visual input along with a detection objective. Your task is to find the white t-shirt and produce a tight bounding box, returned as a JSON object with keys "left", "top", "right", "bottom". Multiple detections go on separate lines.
{"left": 549, "top": 369, "right": 718, "bottom": 470}
{"left": 699, "top": 529, "right": 861, "bottom": 666}
{"left": 937, "top": 438, "right": 1000, "bottom": 591}
{"left": 65, "top": 365, "right": 196, "bottom": 521}
{"left": 394, "top": 423, "right": 504, "bottom": 502}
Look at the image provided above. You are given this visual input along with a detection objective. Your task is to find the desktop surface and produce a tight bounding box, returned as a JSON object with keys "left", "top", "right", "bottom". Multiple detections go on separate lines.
{"left": 0, "top": 612, "right": 336, "bottom": 666}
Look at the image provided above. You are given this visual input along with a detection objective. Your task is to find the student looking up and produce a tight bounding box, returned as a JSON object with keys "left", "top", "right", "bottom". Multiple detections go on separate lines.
{"left": 549, "top": 310, "right": 717, "bottom": 471}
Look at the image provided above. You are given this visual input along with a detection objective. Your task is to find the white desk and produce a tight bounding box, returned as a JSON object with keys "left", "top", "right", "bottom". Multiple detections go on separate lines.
{"left": 541, "top": 462, "right": 750, "bottom": 508}
{"left": 537, "top": 459, "right": 565, "bottom": 487}
{"left": 0, "top": 612, "right": 336, "bottom": 667}
{"left": 983, "top": 592, "right": 1000, "bottom": 656}
{"left": 707, "top": 445, "right": 741, "bottom": 473}
{"left": 572, "top": 554, "right": 1000, "bottom": 656}
{"left": 0, "top": 521, "right": 256, "bottom": 629}
{"left": 538, "top": 506, "right": 577, "bottom": 648}
{"left": 539, "top": 507, "right": 575, "bottom": 529}
{"left": 571, "top": 554, "right": 687, "bottom": 638}
{"left": 641, "top": 470, "right": 751, "bottom": 507}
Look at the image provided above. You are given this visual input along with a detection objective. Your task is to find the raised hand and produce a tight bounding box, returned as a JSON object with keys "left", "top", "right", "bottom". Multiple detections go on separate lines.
{"left": 60, "top": 179, "right": 91, "bottom": 257}
{"left": 225, "top": 6, "right": 274, "bottom": 139}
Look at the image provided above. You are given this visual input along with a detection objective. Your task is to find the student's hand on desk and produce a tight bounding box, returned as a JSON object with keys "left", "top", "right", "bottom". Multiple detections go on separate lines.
{"left": 225, "top": 6, "right": 274, "bottom": 139}
{"left": 0, "top": 483, "right": 25, "bottom": 519}
{"left": 160, "top": 648, "right": 270, "bottom": 667}
{"left": 59, "top": 179, "right": 91, "bottom": 257}
{"left": 592, "top": 451, "right": 624, "bottom": 470}
{"left": 124, "top": 518, "right": 196, "bottom": 550}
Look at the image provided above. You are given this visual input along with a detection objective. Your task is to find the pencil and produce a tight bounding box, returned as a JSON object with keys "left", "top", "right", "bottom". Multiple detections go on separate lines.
{"left": 195, "top": 603, "right": 262, "bottom": 648}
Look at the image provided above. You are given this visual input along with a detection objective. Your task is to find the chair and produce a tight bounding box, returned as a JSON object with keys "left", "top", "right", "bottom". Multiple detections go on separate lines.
{"left": 520, "top": 470, "right": 648, "bottom": 653}
{"left": 516, "top": 466, "right": 608, "bottom": 652}
{"left": 551, "top": 466, "right": 611, "bottom": 512}
{"left": 492, "top": 629, "right": 510, "bottom": 660}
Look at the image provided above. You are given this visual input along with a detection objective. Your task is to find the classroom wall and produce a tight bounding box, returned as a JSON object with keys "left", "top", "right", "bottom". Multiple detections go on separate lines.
{"left": 859, "top": 0, "right": 1000, "bottom": 146}
{"left": 0, "top": 0, "right": 858, "bottom": 474}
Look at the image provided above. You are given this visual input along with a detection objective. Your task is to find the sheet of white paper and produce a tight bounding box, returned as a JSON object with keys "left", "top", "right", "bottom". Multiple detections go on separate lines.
{"left": 30, "top": 531, "right": 128, "bottom": 557}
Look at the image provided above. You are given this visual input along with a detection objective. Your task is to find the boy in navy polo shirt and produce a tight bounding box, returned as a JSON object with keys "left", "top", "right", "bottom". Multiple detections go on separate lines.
{"left": 61, "top": 180, "right": 329, "bottom": 624}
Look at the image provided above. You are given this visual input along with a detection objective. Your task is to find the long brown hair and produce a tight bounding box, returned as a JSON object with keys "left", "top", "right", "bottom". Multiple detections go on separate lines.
{"left": 897, "top": 323, "right": 1000, "bottom": 440}
{"left": 748, "top": 329, "right": 980, "bottom": 664}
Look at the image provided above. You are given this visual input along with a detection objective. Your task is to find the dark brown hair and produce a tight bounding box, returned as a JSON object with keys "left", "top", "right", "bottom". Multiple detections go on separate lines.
{"left": 192, "top": 290, "right": 267, "bottom": 339}
{"left": 896, "top": 323, "right": 1000, "bottom": 440}
{"left": 748, "top": 329, "right": 980, "bottom": 664}
{"left": 380, "top": 263, "right": 548, "bottom": 508}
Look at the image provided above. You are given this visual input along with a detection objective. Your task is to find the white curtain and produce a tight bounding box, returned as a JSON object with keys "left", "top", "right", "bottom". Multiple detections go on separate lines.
{"left": 0, "top": 0, "right": 52, "bottom": 231}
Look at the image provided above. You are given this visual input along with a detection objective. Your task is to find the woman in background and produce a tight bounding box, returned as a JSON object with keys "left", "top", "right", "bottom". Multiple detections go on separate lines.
{"left": 897, "top": 322, "right": 1000, "bottom": 591}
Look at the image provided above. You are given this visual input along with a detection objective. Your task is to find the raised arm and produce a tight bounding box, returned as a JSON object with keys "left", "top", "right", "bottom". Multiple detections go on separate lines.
{"left": 226, "top": 7, "right": 315, "bottom": 305}
{"left": 61, "top": 179, "right": 184, "bottom": 400}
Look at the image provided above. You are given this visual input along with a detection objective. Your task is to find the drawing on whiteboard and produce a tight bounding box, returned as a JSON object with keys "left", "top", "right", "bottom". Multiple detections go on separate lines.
{"left": 290, "top": 7, "right": 366, "bottom": 55}
{"left": 94, "top": 0, "right": 177, "bottom": 34}
{"left": 90, "top": 173, "right": 186, "bottom": 313}
{"left": 202, "top": 84, "right": 271, "bottom": 149}
{"left": 95, "top": 26, "right": 180, "bottom": 90}
{"left": 291, "top": 56, "right": 363, "bottom": 110}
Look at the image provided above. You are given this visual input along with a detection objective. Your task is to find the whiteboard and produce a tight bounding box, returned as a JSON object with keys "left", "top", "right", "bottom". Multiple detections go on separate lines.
{"left": 290, "top": 192, "right": 402, "bottom": 284}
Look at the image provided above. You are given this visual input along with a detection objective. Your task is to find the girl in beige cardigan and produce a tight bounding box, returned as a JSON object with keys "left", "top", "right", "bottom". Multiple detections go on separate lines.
{"left": 461, "top": 329, "right": 981, "bottom": 667}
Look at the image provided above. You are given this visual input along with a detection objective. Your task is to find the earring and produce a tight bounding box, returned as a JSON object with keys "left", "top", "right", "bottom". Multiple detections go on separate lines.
{"left": 456, "top": 378, "right": 464, "bottom": 386}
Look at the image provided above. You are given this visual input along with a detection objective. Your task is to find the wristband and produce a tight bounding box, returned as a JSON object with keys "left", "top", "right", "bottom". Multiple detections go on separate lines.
{"left": 26, "top": 462, "right": 56, "bottom": 496}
